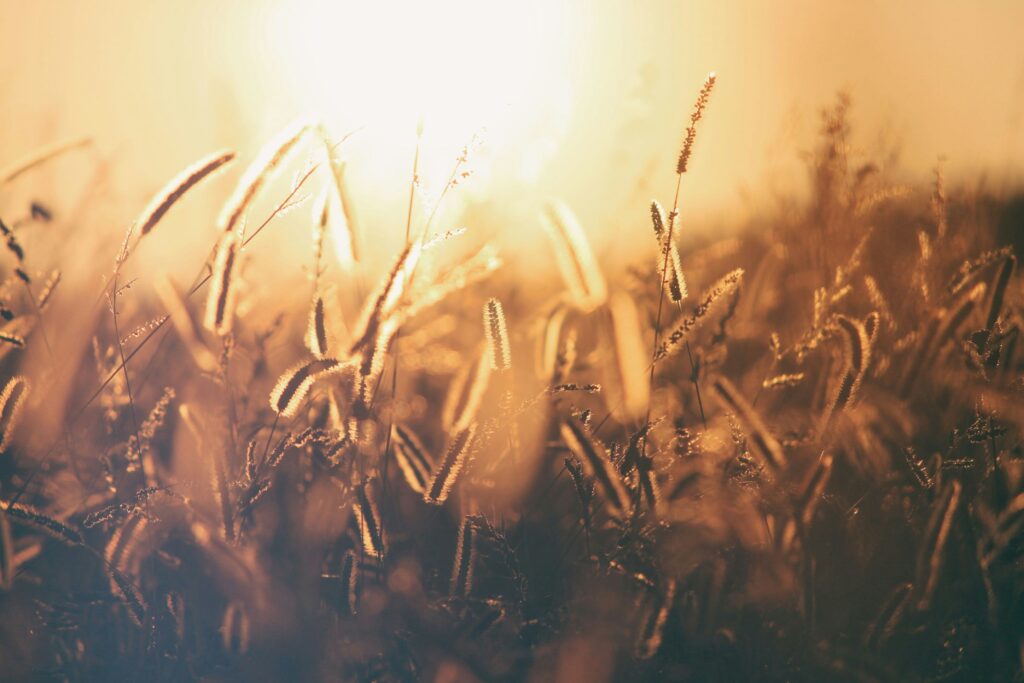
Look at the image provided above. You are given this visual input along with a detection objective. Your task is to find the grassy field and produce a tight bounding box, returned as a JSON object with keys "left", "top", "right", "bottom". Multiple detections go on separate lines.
{"left": 0, "top": 83, "right": 1021, "bottom": 682}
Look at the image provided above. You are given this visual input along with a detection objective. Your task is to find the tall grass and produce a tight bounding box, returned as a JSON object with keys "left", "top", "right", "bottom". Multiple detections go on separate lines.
{"left": 0, "top": 88, "right": 1021, "bottom": 683}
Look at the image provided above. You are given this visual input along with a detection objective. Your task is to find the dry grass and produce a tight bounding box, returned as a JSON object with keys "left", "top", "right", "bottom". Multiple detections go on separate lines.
{"left": 0, "top": 87, "right": 1021, "bottom": 683}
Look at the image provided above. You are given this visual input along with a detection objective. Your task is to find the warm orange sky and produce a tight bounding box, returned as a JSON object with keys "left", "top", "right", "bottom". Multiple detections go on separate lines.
{"left": 3, "top": 1, "right": 1023, "bottom": 257}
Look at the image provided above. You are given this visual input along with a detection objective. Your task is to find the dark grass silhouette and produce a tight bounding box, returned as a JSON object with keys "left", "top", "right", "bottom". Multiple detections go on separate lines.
{"left": 0, "top": 88, "right": 1021, "bottom": 682}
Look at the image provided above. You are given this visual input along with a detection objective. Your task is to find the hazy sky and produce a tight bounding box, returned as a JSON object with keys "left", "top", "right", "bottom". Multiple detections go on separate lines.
{"left": 3, "top": 1, "right": 1023, "bottom": 256}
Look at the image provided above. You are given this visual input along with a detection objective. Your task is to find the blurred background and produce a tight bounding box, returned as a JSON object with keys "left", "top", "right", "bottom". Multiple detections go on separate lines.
{"left": 2, "top": 0, "right": 1024, "bottom": 265}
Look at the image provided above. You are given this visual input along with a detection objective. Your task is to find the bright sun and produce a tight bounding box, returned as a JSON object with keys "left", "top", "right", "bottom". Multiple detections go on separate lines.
{"left": 266, "top": 0, "right": 573, "bottom": 191}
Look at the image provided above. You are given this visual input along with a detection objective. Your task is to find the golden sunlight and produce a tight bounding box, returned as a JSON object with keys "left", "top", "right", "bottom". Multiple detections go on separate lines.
{"left": 266, "top": 0, "right": 573, "bottom": 189}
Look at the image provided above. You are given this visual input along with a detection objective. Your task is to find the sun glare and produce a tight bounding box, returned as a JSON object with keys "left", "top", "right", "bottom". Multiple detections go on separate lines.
{"left": 267, "top": 0, "right": 572, "bottom": 192}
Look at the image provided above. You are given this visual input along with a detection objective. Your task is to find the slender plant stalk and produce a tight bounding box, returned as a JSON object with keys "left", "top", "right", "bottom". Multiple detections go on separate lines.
{"left": 381, "top": 125, "right": 423, "bottom": 519}
{"left": 110, "top": 271, "right": 149, "bottom": 486}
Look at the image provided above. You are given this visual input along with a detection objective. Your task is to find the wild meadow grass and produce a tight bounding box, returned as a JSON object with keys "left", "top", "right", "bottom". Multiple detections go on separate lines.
{"left": 0, "top": 82, "right": 1021, "bottom": 682}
